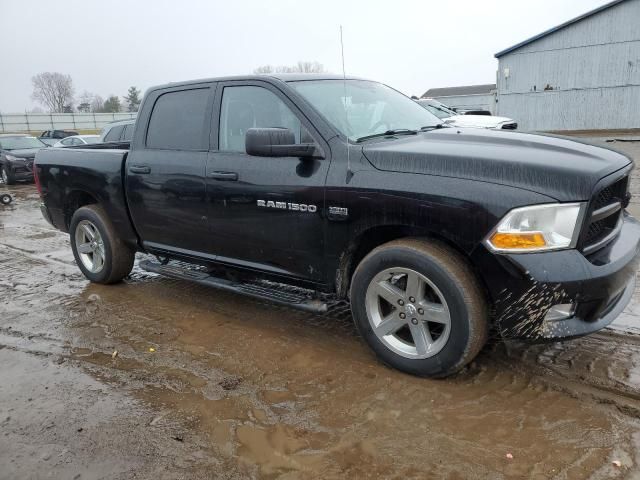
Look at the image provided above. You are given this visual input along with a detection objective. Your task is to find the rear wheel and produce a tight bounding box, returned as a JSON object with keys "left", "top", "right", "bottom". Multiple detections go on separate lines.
{"left": 1, "top": 166, "right": 15, "bottom": 185}
{"left": 69, "top": 205, "right": 135, "bottom": 284}
{"left": 350, "top": 238, "right": 488, "bottom": 378}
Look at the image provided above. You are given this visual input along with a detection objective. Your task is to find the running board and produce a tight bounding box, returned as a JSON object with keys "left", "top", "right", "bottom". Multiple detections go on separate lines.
{"left": 138, "top": 260, "right": 329, "bottom": 313}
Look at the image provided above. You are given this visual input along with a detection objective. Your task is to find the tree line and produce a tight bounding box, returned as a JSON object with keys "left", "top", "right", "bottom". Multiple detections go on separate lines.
{"left": 253, "top": 61, "right": 327, "bottom": 74}
{"left": 31, "top": 72, "right": 142, "bottom": 114}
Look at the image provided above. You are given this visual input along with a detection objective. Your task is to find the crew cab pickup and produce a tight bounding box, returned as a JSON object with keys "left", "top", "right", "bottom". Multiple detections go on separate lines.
{"left": 35, "top": 74, "right": 640, "bottom": 377}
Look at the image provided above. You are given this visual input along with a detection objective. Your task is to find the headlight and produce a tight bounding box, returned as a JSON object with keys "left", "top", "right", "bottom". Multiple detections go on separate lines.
{"left": 5, "top": 154, "right": 18, "bottom": 161}
{"left": 486, "top": 203, "right": 586, "bottom": 253}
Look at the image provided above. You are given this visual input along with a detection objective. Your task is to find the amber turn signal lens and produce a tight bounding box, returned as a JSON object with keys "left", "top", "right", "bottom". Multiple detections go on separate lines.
{"left": 489, "top": 232, "right": 546, "bottom": 249}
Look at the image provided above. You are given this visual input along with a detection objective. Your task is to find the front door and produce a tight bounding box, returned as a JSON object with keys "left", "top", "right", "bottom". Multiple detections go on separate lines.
{"left": 126, "top": 85, "right": 215, "bottom": 256}
{"left": 206, "top": 82, "right": 330, "bottom": 282}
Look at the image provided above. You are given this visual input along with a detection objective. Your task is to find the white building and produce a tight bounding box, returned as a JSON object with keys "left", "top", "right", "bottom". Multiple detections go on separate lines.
{"left": 494, "top": 0, "right": 640, "bottom": 131}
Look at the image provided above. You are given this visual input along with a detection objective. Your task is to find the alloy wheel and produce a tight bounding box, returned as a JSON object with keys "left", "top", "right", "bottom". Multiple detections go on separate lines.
{"left": 74, "top": 220, "right": 105, "bottom": 273}
{"left": 365, "top": 267, "right": 451, "bottom": 359}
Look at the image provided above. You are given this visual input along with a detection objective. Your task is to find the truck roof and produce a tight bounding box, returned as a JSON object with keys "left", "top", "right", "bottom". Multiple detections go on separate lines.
{"left": 153, "top": 74, "right": 366, "bottom": 91}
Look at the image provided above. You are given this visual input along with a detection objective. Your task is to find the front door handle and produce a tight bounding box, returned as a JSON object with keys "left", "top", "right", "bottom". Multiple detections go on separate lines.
{"left": 209, "top": 171, "right": 238, "bottom": 181}
{"left": 129, "top": 164, "right": 151, "bottom": 174}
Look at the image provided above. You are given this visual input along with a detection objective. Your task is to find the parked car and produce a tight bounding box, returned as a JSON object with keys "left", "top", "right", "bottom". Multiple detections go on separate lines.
{"left": 99, "top": 119, "right": 135, "bottom": 143}
{"left": 456, "top": 108, "right": 492, "bottom": 116}
{"left": 35, "top": 74, "right": 639, "bottom": 378}
{"left": 0, "top": 134, "right": 47, "bottom": 184}
{"left": 417, "top": 98, "right": 518, "bottom": 130}
{"left": 39, "top": 130, "right": 79, "bottom": 146}
{"left": 53, "top": 135, "right": 101, "bottom": 148}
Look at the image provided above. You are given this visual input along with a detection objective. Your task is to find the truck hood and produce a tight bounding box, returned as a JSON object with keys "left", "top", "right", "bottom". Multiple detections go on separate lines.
{"left": 361, "top": 128, "right": 632, "bottom": 201}
{"left": 444, "top": 115, "right": 514, "bottom": 129}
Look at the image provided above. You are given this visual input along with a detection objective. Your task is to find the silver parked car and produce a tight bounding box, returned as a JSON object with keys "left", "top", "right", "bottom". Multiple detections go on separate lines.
{"left": 417, "top": 98, "right": 518, "bottom": 130}
{"left": 53, "top": 135, "right": 101, "bottom": 148}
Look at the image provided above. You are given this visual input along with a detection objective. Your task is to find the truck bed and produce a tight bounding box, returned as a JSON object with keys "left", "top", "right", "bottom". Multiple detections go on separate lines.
{"left": 35, "top": 145, "right": 139, "bottom": 249}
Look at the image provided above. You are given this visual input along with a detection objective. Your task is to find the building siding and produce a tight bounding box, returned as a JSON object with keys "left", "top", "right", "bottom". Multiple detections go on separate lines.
{"left": 496, "top": 0, "right": 640, "bottom": 131}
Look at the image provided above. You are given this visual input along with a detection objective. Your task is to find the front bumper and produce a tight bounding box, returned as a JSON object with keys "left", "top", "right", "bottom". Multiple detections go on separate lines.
{"left": 472, "top": 212, "right": 640, "bottom": 340}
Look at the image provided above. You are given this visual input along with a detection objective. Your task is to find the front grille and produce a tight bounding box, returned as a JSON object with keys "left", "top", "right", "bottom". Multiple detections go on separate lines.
{"left": 584, "top": 214, "right": 619, "bottom": 246}
{"left": 582, "top": 175, "right": 628, "bottom": 254}
{"left": 501, "top": 123, "right": 518, "bottom": 130}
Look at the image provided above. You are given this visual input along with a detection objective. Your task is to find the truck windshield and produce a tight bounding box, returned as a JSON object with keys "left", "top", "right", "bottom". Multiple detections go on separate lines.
{"left": 289, "top": 80, "right": 442, "bottom": 141}
{"left": 0, "top": 136, "right": 47, "bottom": 150}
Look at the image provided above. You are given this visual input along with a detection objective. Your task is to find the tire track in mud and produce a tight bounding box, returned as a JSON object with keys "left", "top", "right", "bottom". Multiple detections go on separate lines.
{"left": 485, "top": 334, "right": 640, "bottom": 417}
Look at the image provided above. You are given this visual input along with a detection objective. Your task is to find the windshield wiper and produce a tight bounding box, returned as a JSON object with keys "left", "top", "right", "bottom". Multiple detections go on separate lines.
{"left": 356, "top": 129, "right": 418, "bottom": 143}
{"left": 419, "top": 123, "right": 448, "bottom": 131}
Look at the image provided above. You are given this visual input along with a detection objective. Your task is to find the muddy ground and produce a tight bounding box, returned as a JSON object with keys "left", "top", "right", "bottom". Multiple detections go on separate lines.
{"left": 2, "top": 137, "right": 640, "bottom": 480}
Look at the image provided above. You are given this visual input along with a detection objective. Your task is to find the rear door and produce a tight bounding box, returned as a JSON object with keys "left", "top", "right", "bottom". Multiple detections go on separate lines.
{"left": 205, "top": 81, "right": 330, "bottom": 281}
{"left": 126, "top": 84, "right": 216, "bottom": 256}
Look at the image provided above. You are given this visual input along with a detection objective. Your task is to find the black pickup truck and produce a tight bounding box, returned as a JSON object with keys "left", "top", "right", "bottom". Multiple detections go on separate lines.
{"left": 34, "top": 74, "right": 640, "bottom": 377}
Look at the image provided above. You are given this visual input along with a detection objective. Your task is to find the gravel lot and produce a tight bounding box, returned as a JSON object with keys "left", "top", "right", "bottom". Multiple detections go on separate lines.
{"left": 1, "top": 135, "right": 640, "bottom": 479}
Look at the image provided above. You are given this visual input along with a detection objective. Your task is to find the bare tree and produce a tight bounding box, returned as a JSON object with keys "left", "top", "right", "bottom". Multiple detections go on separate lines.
{"left": 275, "top": 65, "right": 296, "bottom": 73}
{"left": 295, "top": 61, "right": 326, "bottom": 73}
{"left": 31, "top": 72, "right": 75, "bottom": 113}
{"left": 90, "top": 95, "right": 105, "bottom": 113}
{"left": 77, "top": 91, "right": 94, "bottom": 113}
{"left": 253, "top": 61, "right": 327, "bottom": 75}
{"left": 253, "top": 65, "right": 274, "bottom": 74}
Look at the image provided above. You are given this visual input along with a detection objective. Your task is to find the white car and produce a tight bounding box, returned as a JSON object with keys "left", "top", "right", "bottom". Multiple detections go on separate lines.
{"left": 53, "top": 135, "right": 101, "bottom": 148}
{"left": 417, "top": 99, "right": 518, "bottom": 130}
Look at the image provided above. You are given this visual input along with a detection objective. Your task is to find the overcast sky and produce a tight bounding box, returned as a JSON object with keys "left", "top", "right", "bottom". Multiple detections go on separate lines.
{"left": 1, "top": 0, "right": 608, "bottom": 112}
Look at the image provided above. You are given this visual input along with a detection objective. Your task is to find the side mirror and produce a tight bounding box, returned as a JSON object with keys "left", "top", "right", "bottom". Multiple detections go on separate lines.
{"left": 245, "top": 128, "right": 319, "bottom": 159}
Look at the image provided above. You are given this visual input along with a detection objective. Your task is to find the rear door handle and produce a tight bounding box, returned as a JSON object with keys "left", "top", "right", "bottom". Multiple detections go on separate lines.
{"left": 129, "top": 164, "right": 151, "bottom": 174}
{"left": 209, "top": 171, "right": 238, "bottom": 181}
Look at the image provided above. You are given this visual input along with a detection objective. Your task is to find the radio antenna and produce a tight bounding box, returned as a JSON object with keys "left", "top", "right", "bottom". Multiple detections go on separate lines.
{"left": 340, "top": 25, "right": 353, "bottom": 183}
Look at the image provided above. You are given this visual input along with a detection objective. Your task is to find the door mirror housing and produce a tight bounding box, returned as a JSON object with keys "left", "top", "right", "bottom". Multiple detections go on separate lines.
{"left": 245, "top": 128, "right": 320, "bottom": 159}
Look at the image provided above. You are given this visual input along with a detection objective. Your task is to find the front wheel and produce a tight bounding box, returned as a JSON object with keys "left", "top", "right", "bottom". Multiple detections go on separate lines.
{"left": 1, "top": 166, "right": 15, "bottom": 185}
{"left": 350, "top": 238, "right": 488, "bottom": 378}
{"left": 69, "top": 204, "right": 135, "bottom": 284}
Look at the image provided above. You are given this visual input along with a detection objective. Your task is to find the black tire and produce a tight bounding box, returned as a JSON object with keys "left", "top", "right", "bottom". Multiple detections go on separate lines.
{"left": 350, "top": 238, "right": 488, "bottom": 378}
{"left": 0, "top": 194, "right": 12, "bottom": 205}
{"left": 1, "top": 166, "right": 15, "bottom": 185}
{"left": 69, "top": 204, "right": 135, "bottom": 284}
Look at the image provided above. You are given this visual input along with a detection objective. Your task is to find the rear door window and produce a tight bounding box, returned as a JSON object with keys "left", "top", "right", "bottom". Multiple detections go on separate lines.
{"left": 146, "top": 88, "right": 209, "bottom": 150}
{"left": 104, "top": 125, "right": 124, "bottom": 142}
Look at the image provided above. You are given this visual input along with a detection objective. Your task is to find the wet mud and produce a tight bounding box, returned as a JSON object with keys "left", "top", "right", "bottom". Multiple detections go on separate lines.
{"left": 2, "top": 138, "right": 640, "bottom": 479}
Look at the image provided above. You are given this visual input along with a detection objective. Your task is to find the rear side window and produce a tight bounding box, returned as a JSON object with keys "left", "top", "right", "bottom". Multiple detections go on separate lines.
{"left": 104, "top": 125, "right": 124, "bottom": 142}
{"left": 122, "top": 123, "right": 134, "bottom": 141}
{"left": 146, "top": 89, "right": 209, "bottom": 150}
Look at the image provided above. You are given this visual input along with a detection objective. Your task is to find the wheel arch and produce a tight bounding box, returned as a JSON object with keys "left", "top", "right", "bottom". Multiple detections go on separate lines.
{"left": 335, "top": 224, "right": 489, "bottom": 303}
{"left": 63, "top": 189, "right": 99, "bottom": 230}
